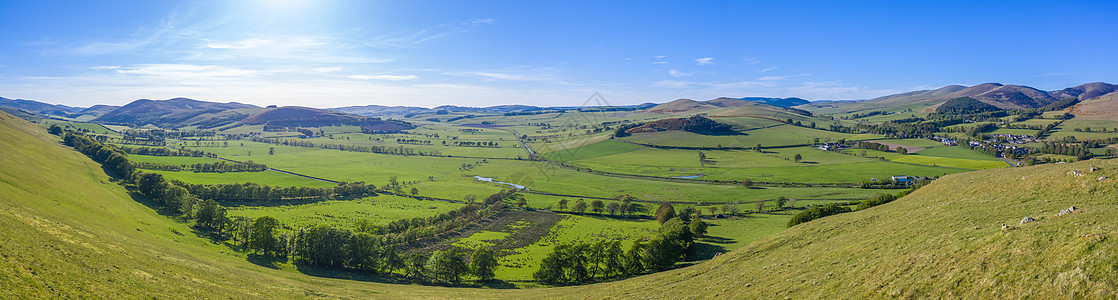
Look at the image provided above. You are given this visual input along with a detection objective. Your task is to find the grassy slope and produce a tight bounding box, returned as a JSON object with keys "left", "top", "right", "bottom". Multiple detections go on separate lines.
{"left": 0, "top": 112, "right": 506, "bottom": 298}
{"left": 575, "top": 159, "right": 1118, "bottom": 298}
{"left": 5, "top": 109, "right": 1117, "bottom": 298}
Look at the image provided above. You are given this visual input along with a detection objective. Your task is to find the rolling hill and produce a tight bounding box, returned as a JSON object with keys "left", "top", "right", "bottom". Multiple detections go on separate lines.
{"left": 93, "top": 98, "right": 261, "bottom": 128}
{"left": 242, "top": 106, "right": 415, "bottom": 131}
{"left": 802, "top": 82, "right": 1118, "bottom": 114}
{"left": 3, "top": 107, "right": 1118, "bottom": 298}
{"left": 0, "top": 96, "right": 82, "bottom": 116}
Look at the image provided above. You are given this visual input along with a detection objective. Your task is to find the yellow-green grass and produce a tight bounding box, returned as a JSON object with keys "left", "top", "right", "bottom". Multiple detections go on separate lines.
{"left": 39, "top": 119, "right": 118, "bottom": 134}
{"left": 891, "top": 155, "right": 1007, "bottom": 170}
{"left": 226, "top": 195, "right": 464, "bottom": 229}
{"left": 556, "top": 144, "right": 969, "bottom": 183}
{"left": 0, "top": 111, "right": 505, "bottom": 298}
{"left": 621, "top": 125, "right": 879, "bottom": 148}
{"left": 476, "top": 160, "right": 888, "bottom": 202}
{"left": 178, "top": 139, "right": 505, "bottom": 200}
{"left": 7, "top": 109, "right": 1117, "bottom": 298}
{"left": 575, "top": 159, "right": 1118, "bottom": 298}
{"left": 126, "top": 154, "right": 222, "bottom": 165}
{"left": 480, "top": 215, "right": 662, "bottom": 282}
{"left": 1045, "top": 119, "right": 1118, "bottom": 140}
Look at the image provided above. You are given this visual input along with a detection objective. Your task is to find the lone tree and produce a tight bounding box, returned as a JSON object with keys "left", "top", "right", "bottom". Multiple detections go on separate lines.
{"left": 775, "top": 196, "right": 788, "bottom": 209}
{"left": 558, "top": 199, "right": 568, "bottom": 211}
{"left": 897, "top": 147, "right": 908, "bottom": 155}
{"left": 464, "top": 194, "right": 477, "bottom": 204}
{"left": 655, "top": 203, "right": 676, "bottom": 224}
{"left": 410, "top": 187, "right": 419, "bottom": 196}
{"left": 574, "top": 199, "right": 588, "bottom": 214}
{"left": 741, "top": 179, "right": 753, "bottom": 187}
{"left": 470, "top": 248, "right": 498, "bottom": 281}
{"left": 591, "top": 199, "right": 605, "bottom": 214}
{"left": 794, "top": 153, "right": 803, "bottom": 162}
{"left": 268, "top": 147, "right": 275, "bottom": 155}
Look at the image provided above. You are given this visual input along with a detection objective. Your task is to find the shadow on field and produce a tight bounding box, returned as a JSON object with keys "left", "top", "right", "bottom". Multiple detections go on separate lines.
{"left": 127, "top": 190, "right": 181, "bottom": 217}
{"left": 247, "top": 253, "right": 288, "bottom": 269}
{"left": 690, "top": 242, "right": 728, "bottom": 261}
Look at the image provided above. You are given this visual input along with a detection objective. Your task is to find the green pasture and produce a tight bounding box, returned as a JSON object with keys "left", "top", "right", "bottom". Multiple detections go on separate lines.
{"left": 149, "top": 169, "right": 338, "bottom": 188}
{"left": 621, "top": 124, "right": 879, "bottom": 148}
{"left": 225, "top": 195, "right": 464, "bottom": 230}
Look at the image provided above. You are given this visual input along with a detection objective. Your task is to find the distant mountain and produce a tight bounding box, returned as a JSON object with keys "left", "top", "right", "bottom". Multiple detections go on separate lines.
{"left": 642, "top": 97, "right": 811, "bottom": 116}
{"left": 93, "top": 98, "right": 260, "bottom": 128}
{"left": 806, "top": 82, "right": 1117, "bottom": 113}
{"left": 330, "top": 105, "right": 432, "bottom": 117}
{"left": 738, "top": 97, "right": 811, "bottom": 107}
{"left": 243, "top": 106, "right": 415, "bottom": 132}
{"left": 79, "top": 105, "right": 121, "bottom": 117}
{"left": 0, "top": 97, "right": 83, "bottom": 116}
{"left": 1050, "top": 82, "right": 1118, "bottom": 101}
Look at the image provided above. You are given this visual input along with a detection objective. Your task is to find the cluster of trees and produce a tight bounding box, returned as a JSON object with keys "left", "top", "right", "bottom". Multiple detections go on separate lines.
{"left": 534, "top": 216, "right": 700, "bottom": 284}
{"left": 174, "top": 181, "right": 376, "bottom": 201}
{"left": 853, "top": 141, "right": 893, "bottom": 153}
{"left": 1030, "top": 141, "right": 1097, "bottom": 160}
{"left": 935, "top": 97, "right": 1001, "bottom": 115}
{"left": 555, "top": 196, "right": 642, "bottom": 216}
{"left": 122, "top": 129, "right": 216, "bottom": 139}
{"left": 1043, "top": 97, "right": 1080, "bottom": 111}
{"left": 120, "top": 146, "right": 208, "bottom": 157}
{"left": 446, "top": 141, "right": 499, "bottom": 147}
{"left": 251, "top": 137, "right": 441, "bottom": 156}
{"left": 786, "top": 204, "right": 851, "bottom": 227}
{"left": 681, "top": 115, "right": 735, "bottom": 135}
{"left": 134, "top": 160, "right": 268, "bottom": 173}
{"left": 396, "top": 139, "right": 433, "bottom": 145}
{"left": 849, "top": 110, "right": 888, "bottom": 119}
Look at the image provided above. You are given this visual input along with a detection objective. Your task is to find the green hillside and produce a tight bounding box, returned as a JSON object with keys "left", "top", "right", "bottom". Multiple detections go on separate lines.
{"left": 4, "top": 108, "right": 1118, "bottom": 298}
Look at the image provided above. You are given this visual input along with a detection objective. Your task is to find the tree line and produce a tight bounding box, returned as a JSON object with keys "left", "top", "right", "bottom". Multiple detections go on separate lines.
{"left": 134, "top": 160, "right": 268, "bottom": 173}
{"left": 534, "top": 204, "right": 706, "bottom": 284}
{"left": 251, "top": 137, "right": 442, "bottom": 156}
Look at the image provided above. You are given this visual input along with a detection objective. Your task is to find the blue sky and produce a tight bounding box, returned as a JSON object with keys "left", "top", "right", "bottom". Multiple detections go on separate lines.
{"left": 0, "top": 0, "right": 1115, "bottom": 108}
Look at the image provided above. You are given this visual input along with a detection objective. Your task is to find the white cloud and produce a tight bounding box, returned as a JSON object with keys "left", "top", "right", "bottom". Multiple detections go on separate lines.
{"left": 312, "top": 67, "right": 341, "bottom": 73}
{"left": 668, "top": 69, "right": 692, "bottom": 78}
{"left": 114, "top": 64, "right": 259, "bottom": 78}
{"left": 349, "top": 74, "right": 418, "bottom": 81}
{"left": 464, "top": 18, "right": 494, "bottom": 25}
{"left": 758, "top": 74, "right": 810, "bottom": 81}
{"left": 759, "top": 66, "right": 778, "bottom": 73}
{"left": 653, "top": 80, "right": 695, "bottom": 88}
{"left": 652, "top": 61, "right": 669, "bottom": 64}
{"left": 89, "top": 65, "right": 120, "bottom": 70}
{"left": 206, "top": 38, "right": 272, "bottom": 49}
{"left": 694, "top": 57, "right": 714, "bottom": 65}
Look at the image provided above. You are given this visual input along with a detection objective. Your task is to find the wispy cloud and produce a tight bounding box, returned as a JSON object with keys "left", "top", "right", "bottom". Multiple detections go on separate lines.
{"left": 349, "top": 74, "right": 418, "bottom": 81}
{"left": 758, "top": 74, "right": 810, "bottom": 81}
{"left": 759, "top": 66, "right": 778, "bottom": 73}
{"left": 694, "top": 57, "right": 714, "bottom": 65}
{"left": 206, "top": 38, "right": 272, "bottom": 49}
{"left": 668, "top": 69, "right": 692, "bottom": 77}
{"left": 652, "top": 61, "right": 669, "bottom": 64}
{"left": 365, "top": 18, "right": 495, "bottom": 48}
{"left": 114, "top": 64, "right": 261, "bottom": 78}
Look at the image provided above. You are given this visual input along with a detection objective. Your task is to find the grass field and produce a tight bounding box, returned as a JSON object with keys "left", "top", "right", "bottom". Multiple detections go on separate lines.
{"left": 7, "top": 109, "right": 1118, "bottom": 298}
{"left": 150, "top": 169, "right": 339, "bottom": 188}
{"left": 226, "top": 195, "right": 464, "bottom": 229}
{"left": 621, "top": 125, "right": 879, "bottom": 148}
